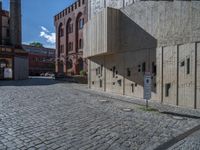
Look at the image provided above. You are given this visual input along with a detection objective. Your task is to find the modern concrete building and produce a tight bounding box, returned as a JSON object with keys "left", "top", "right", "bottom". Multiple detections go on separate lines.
{"left": 54, "top": 0, "right": 88, "bottom": 76}
{"left": 0, "top": 0, "right": 28, "bottom": 80}
{"left": 84, "top": 0, "right": 200, "bottom": 109}
{"left": 23, "top": 45, "right": 55, "bottom": 76}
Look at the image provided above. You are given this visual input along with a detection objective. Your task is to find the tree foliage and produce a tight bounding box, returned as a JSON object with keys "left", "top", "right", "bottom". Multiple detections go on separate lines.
{"left": 29, "top": 42, "right": 44, "bottom": 48}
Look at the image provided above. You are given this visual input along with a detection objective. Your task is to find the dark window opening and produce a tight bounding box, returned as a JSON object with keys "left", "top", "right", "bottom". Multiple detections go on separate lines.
{"left": 79, "top": 18, "right": 84, "bottom": 29}
{"left": 79, "top": 39, "right": 83, "bottom": 49}
{"left": 186, "top": 58, "right": 190, "bottom": 74}
{"left": 117, "top": 80, "right": 122, "bottom": 86}
{"left": 92, "top": 81, "right": 94, "bottom": 85}
{"left": 6, "top": 29, "right": 9, "bottom": 37}
{"left": 68, "top": 24, "right": 73, "bottom": 33}
{"left": 127, "top": 68, "right": 131, "bottom": 77}
{"left": 59, "top": 28, "right": 64, "bottom": 37}
{"left": 180, "top": 61, "right": 185, "bottom": 67}
{"left": 100, "top": 79, "right": 102, "bottom": 88}
{"left": 101, "top": 65, "right": 103, "bottom": 76}
{"left": 112, "top": 66, "right": 116, "bottom": 78}
{"left": 96, "top": 68, "right": 98, "bottom": 76}
{"left": 142, "top": 62, "right": 146, "bottom": 73}
{"left": 165, "top": 83, "right": 171, "bottom": 97}
{"left": 152, "top": 62, "right": 157, "bottom": 75}
{"left": 131, "top": 83, "right": 134, "bottom": 93}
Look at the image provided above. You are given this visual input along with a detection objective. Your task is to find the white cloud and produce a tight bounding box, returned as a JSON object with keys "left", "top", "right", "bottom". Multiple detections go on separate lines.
{"left": 39, "top": 26, "right": 55, "bottom": 44}
{"left": 41, "top": 26, "right": 49, "bottom": 33}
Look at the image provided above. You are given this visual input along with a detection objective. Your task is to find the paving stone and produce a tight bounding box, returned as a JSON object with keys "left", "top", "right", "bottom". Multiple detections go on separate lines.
{"left": 0, "top": 78, "right": 199, "bottom": 150}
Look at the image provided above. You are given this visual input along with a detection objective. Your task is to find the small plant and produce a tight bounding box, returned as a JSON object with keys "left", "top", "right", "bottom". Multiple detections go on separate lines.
{"left": 80, "top": 70, "right": 87, "bottom": 76}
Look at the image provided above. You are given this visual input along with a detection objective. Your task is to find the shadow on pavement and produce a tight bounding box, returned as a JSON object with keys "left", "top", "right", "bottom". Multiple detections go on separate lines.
{"left": 0, "top": 77, "right": 61, "bottom": 86}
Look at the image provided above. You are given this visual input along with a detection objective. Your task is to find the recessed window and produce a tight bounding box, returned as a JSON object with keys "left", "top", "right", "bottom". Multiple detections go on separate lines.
{"left": 180, "top": 61, "right": 185, "bottom": 67}
{"left": 78, "top": 0, "right": 81, "bottom": 6}
{"left": 152, "top": 62, "right": 157, "bottom": 75}
{"left": 142, "top": 62, "right": 146, "bottom": 73}
{"left": 131, "top": 83, "right": 134, "bottom": 93}
{"left": 100, "top": 79, "right": 102, "bottom": 88}
{"left": 79, "top": 39, "right": 83, "bottom": 49}
{"left": 112, "top": 66, "right": 116, "bottom": 78}
{"left": 165, "top": 83, "right": 171, "bottom": 97}
{"left": 186, "top": 58, "right": 190, "bottom": 74}
{"left": 6, "top": 29, "right": 9, "bottom": 37}
{"left": 101, "top": 65, "right": 103, "bottom": 76}
{"left": 117, "top": 80, "right": 122, "bottom": 86}
{"left": 68, "top": 24, "right": 73, "bottom": 33}
{"left": 127, "top": 68, "right": 131, "bottom": 77}
{"left": 79, "top": 18, "right": 84, "bottom": 29}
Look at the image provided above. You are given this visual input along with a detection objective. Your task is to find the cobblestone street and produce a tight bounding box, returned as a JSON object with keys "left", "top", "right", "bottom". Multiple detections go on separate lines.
{"left": 0, "top": 78, "right": 200, "bottom": 150}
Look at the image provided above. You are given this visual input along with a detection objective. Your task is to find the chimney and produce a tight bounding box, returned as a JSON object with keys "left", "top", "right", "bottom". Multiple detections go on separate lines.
{"left": 0, "top": 0, "right": 2, "bottom": 10}
{"left": 10, "top": 0, "right": 22, "bottom": 47}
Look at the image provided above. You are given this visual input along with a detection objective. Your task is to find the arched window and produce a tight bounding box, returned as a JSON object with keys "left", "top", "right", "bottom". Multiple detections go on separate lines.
{"left": 58, "top": 23, "right": 64, "bottom": 37}
{"left": 79, "top": 18, "right": 84, "bottom": 29}
{"left": 58, "top": 23, "right": 63, "bottom": 57}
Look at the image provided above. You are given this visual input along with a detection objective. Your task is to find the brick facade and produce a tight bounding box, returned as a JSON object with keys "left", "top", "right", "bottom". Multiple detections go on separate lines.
{"left": 54, "top": 0, "right": 88, "bottom": 76}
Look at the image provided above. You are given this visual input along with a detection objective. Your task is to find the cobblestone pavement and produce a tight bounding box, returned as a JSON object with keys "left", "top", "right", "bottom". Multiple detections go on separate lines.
{"left": 0, "top": 78, "right": 200, "bottom": 150}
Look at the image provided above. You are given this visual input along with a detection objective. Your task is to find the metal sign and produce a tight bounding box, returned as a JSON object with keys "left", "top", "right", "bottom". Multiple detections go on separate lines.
{"left": 144, "top": 72, "right": 152, "bottom": 100}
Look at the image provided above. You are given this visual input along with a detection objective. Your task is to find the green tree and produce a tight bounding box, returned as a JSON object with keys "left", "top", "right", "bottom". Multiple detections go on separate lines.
{"left": 29, "top": 42, "right": 44, "bottom": 48}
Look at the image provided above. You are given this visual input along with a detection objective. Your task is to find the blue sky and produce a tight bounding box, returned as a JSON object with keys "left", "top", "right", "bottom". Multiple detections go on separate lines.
{"left": 2, "top": 0, "right": 76, "bottom": 48}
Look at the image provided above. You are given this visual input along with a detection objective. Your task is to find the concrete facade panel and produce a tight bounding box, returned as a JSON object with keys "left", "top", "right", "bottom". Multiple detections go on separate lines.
{"left": 178, "top": 43, "right": 195, "bottom": 108}
{"left": 197, "top": 43, "right": 200, "bottom": 109}
{"left": 162, "top": 46, "right": 177, "bottom": 105}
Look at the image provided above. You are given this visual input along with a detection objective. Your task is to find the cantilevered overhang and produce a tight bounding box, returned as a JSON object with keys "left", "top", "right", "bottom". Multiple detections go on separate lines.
{"left": 83, "top": 7, "right": 120, "bottom": 58}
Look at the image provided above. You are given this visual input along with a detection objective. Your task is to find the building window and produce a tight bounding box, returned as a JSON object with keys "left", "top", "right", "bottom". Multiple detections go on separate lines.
{"left": 152, "top": 62, "right": 157, "bottom": 75}
{"left": 78, "top": 0, "right": 81, "bottom": 6}
{"left": 101, "top": 65, "right": 103, "bottom": 77}
{"left": 68, "top": 42, "right": 73, "bottom": 51}
{"left": 186, "top": 58, "right": 190, "bottom": 74}
{"left": 131, "top": 83, "right": 134, "bottom": 93}
{"left": 68, "top": 24, "right": 73, "bottom": 33}
{"left": 60, "top": 45, "right": 64, "bottom": 53}
{"left": 112, "top": 66, "right": 116, "bottom": 78}
{"left": 100, "top": 79, "right": 102, "bottom": 88}
{"left": 79, "top": 39, "right": 83, "bottom": 49}
{"left": 6, "top": 29, "right": 9, "bottom": 37}
{"left": 82, "top": 0, "right": 85, "bottom": 4}
{"left": 117, "top": 79, "right": 122, "bottom": 86}
{"left": 59, "top": 25, "right": 64, "bottom": 37}
{"left": 142, "top": 62, "right": 146, "bottom": 73}
{"left": 165, "top": 83, "right": 171, "bottom": 97}
{"left": 180, "top": 61, "right": 185, "bottom": 67}
{"left": 79, "top": 18, "right": 84, "bottom": 29}
{"left": 127, "top": 68, "right": 131, "bottom": 77}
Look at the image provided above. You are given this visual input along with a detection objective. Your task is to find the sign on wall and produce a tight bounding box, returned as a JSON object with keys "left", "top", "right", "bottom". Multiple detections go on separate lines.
{"left": 144, "top": 72, "right": 152, "bottom": 100}
{"left": 4, "top": 68, "right": 13, "bottom": 79}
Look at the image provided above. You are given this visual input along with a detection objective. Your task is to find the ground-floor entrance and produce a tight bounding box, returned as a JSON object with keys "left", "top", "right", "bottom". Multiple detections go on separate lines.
{"left": 0, "top": 57, "right": 13, "bottom": 80}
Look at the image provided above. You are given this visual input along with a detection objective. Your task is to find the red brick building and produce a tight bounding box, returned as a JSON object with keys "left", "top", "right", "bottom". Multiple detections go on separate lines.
{"left": 23, "top": 45, "right": 55, "bottom": 76}
{"left": 54, "top": 0, "right": 87, "bottom": 76}
{"left": 0, "top": 0, "right": 28, "bottom": 80}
